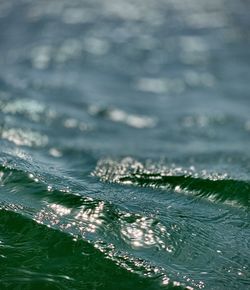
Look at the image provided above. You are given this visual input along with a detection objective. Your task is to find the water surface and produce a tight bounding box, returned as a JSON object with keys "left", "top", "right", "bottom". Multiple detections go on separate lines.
{"left": 0, "top": 0, "right": 250, "bottom": 289}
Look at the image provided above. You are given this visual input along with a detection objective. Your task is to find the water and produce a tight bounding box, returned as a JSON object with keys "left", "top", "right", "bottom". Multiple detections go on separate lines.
{"left": 0, "top": 0, "right": 250, "bottom": 289}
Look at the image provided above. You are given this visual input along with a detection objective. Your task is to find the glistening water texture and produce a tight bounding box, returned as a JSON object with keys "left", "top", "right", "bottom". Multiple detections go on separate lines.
{"left": 0, "top": 0, "right": 250, "bottom": 289}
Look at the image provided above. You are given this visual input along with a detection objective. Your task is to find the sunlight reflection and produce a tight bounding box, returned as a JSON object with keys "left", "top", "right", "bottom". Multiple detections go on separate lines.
{"left": 2, "top": 128, "right": 48, "bottom": 147}
{"left": 75, "top": 201, "right": 105, "bottom": 233}
{"left": 1, "top": 98, "right": 56, "bottom": 122}
{"left": 49, "top": 203, "right": 72, "bottom": 216}
{"left": 89, "top": 106, "right": 156, "bottom": 129}
{"left": 35, "top": 199, "right": 106, "bottom": 234}
{"left": 120, "top": 214, "right": 173, "bottom": 251}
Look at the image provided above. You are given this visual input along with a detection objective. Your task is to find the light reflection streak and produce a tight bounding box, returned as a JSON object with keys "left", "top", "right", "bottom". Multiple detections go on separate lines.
{"left": 34, "top": 200, "right": 105, "bottom": 235}
{"left": 0, "top": 171, "right": 5, "bottom": 185}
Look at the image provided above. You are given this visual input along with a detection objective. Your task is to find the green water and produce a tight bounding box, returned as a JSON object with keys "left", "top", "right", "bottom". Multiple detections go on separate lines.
{"left": 0, "top": 0, "right": 250, "bottom": 289}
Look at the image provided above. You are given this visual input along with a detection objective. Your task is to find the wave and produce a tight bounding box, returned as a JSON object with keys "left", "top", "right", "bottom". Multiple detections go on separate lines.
{"left": 1, "top": 209, "right": 185, "bottom": 290}
{"left": 0, "top": 163, "right": 193, "bottom": 290}
{"left": 93, "top": 158, "right": 250, "bottom": 208}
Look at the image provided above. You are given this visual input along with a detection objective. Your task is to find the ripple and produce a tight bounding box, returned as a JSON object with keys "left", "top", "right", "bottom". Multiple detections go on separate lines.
{"left": 120, "top": 214, "right": 174, "bottom": 252}
{"left": 93, "top": 157, "right": 250, "bottom": 208}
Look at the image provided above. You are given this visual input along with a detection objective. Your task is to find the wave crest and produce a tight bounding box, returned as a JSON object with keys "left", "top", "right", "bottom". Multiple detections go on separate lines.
{"left": 93, "top": 158, "right": 250, "bottom": 208}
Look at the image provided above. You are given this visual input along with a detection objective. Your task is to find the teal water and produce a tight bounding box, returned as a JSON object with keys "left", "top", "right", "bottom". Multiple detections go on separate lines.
{"left": 0, "top": 0, "right": 250, "bottom": 289}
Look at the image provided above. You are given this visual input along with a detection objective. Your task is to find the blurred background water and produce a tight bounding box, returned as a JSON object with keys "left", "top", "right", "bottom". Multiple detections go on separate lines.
{"left": 0, "top": 0, "right": 250, "bottom": 289}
